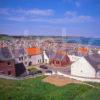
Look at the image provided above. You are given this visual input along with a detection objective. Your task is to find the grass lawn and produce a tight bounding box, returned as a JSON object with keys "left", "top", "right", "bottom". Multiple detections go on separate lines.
{"left": 0, "top": 76, "right": 100, "bottom": 100}
{"left": 27, "top": 66, "right": 39, "bottom": 72}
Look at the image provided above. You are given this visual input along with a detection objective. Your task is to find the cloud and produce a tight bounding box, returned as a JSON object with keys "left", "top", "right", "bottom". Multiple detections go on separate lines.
{"left": 0, "top": 8, "right": 93, "bottom": 25}
{"left": 0, "top": 8, "right": 54, "bottom": 17}
{"left": 7, "top": 16, "right": 26, "bottom": 21}
{"left": 62, "top": 0, "right": 81, "bottom": 7}
{"left": 0, "top": 8, "right": 10, "bottom": 15}
{"left": 47, "top": 16, "right": 92, "bottom": 24}
{"left": 13, "top": 9, "right": 54, "bottom": 17}
{"left": 6, "top": 12, "right": 93, "bottom": 24}
{"left": 65, "top": 11, "right": 77, "bottom": 17}
{"left": 47, "top": 11, "right": 93, "bottom": 24}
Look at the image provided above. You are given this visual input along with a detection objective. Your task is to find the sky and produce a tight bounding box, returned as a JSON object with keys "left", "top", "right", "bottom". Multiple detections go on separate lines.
{"left": 0, "top": 0, "right": 100, "bottom": 37}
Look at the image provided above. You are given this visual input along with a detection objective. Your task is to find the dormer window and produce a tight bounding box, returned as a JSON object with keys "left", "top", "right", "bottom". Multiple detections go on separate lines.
{"left": 21, "top": 57, "right": 23, "bottom": 60}
{"left": 19, "top": 57, "right": 21, "bottom": 61}
{"left": 19, "top": 57, "right": 23, "bottom": 61}
{"left": 29, "top": 55, "right": 31, "bottom": 58}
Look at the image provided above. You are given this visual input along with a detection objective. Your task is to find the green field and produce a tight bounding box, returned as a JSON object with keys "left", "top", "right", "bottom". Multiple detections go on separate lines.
{"left": 0, "top": 76, "right": 100, "bottom": 100}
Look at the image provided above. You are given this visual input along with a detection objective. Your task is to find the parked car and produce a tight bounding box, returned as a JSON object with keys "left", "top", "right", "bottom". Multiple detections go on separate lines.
{"left": 29, "top": 70, "right": 42, "bottom": 75}
{"left": 45, "top": 70, "right": 52, "bottom": 74}
{"left": 40, "top": 65, "right": 48, "bottom": 69}
{"left": 34, "top": 70, "right": 42, "bottom": 74}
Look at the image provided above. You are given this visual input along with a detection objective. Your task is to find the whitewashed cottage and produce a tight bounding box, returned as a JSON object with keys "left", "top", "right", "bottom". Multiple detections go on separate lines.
{"left": 71, "top": 53, "right": 100, "bottom": 78}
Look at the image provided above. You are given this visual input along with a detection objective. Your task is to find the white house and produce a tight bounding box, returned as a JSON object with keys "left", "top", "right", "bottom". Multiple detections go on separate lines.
{"left": 27, "top": 51, "right": 49, "bottom": 66}
{"left": 25, "top": 48, "right": 49, "bottom": 67}
{"left": 71, "top": 53, "right": 100, "bottom": 78}
{"left": 11, "top": 47, "right": 49, "bottom": 67}
{"left": 71, "top": 57, "right": 96, "bottom": 78}
{"left": 27, "top": 54, "right": 43, "bottom": 66}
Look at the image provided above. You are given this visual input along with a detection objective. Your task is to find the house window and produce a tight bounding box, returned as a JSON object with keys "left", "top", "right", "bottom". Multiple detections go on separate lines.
{"left": 56, "top": 61, "right": 59, "bottom": 64}
{"left": 40, "top": 59, "right": 41, "bottom": 63}
{"left": 29, "top": 55, "right": 31, "bottom": 58}
{"left": 8, "top": 71, "right": 11, "bottom": 75}
{"left": 19, "top": 57, "right": 21, "bottom": 61}
{"left": 28, "top": 61, "right": 32, "bottom": 66}
{"left": 25, "top": 62, "right": 27, "bottom": 65}
{"left": 19, "top": 57, "right": 23, "bottom": 61}
{"left": 38, "top": 59, "right": 42, "bottom": 63}
{"left": 52, "top": 60, "right": 55, "bottom": 64}
{"left": 24, "top": 56, "right": 27, "bottom": 59}
{"left": 21, "top": 57, "right": 23, "bottom": 60}
{"left": 8, "top": 62, "right": 11, "bottom": 65}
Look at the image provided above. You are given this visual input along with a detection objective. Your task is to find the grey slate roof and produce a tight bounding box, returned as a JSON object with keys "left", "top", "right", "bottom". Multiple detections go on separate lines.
{"left": 46, "top": 50, "right": 67, "bottom": 61}
{"left": 11, "top": 48, "right": 26, "bottom": 58}
{"left": 45, "top": 50, "right": 55, "bottom": 59}
{"left": 85, "top": 53, "right": 100, "bottom": 72}
{"left": 0, "top": 47, "right": 13, "bottom": 61}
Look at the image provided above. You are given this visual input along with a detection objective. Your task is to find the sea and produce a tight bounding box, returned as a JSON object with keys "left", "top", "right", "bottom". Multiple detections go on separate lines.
{"left": 63, "top": 37, "right": 100, "bottom": 47}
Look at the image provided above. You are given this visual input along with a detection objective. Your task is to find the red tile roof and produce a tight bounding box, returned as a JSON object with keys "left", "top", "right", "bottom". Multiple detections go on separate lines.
{"left": 78, "top": 47, "right": 89, "bottom": 54}
{"left": 26, "top": 48, "right": 41, "bottom": 56}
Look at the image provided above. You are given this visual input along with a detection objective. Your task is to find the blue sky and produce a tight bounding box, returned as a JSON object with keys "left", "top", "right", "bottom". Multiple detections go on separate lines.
{"left": 0, "top": 0, "right": 100, "bottom": 37}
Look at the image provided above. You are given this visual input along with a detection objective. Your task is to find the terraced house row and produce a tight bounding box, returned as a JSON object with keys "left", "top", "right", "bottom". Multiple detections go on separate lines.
{"left": 0, "top": 46, "right": 49, "bottom": 76}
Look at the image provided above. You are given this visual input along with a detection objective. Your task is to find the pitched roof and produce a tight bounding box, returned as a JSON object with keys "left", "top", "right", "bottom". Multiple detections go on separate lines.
{"left": 26, "top": 47, "right": 41, "bottom": 56}
{"left": 47, "top": 50, "right": 70, "bottom": 61}
{"left": 46, "top": 51, "right": 55, "bottom": 59}
{"left": 85, "top": 53, "right": 100, "bottom": 72}
{"left": 0, "top": 47, "right": 13, "bottom": 61}
{"left": 78, "top": 47, "right": 89, "bottom": 54}
{"left": 11, "top": 48, "right": 26, "bottom": 57}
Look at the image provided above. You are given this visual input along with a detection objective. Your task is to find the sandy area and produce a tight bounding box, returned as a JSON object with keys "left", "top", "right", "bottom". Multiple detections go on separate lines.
{"left": 42, "top": 75, "right": 80, "bottom": 87}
